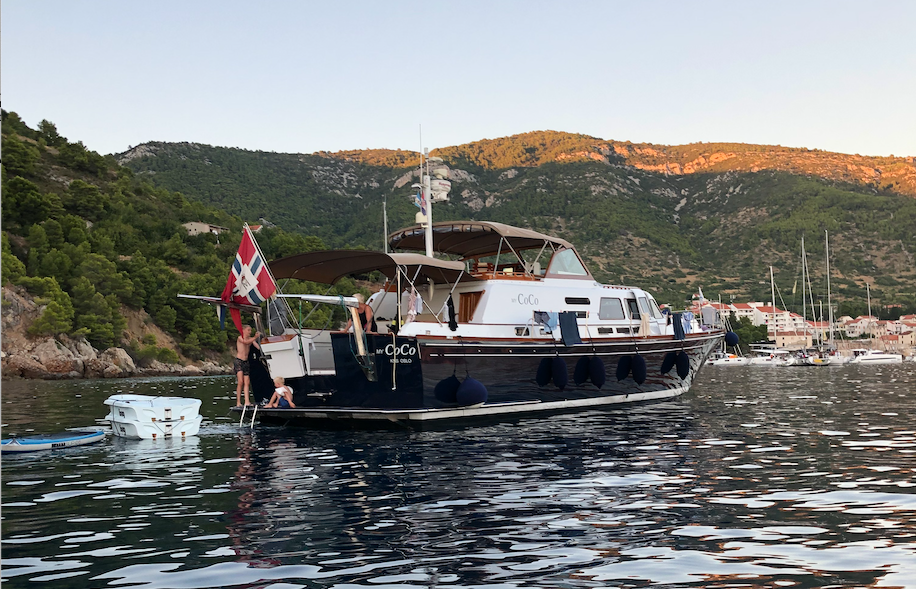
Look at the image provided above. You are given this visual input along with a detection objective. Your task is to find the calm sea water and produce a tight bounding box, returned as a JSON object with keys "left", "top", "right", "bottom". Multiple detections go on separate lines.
{"left": 2, "top": 365, "right": 915, "bottom": 589}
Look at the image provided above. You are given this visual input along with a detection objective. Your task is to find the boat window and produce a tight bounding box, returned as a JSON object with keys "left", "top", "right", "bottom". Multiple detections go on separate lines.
{"left": 565, "top": 297, "right": 590, "bottom": 305}
{"left": 546, "top": 249, "right": 588, "bottom": 276}
{"left": 598, "top": 298, "right": 625, "bottom": 320}
{"left": 648, "top": 297, "right": 663, "bottom": 319}
{"left": 637, "top": 297, "right": 652, "bottom": 319}
{"left": 626, "top": 299, "right": 640, "bottom": 319}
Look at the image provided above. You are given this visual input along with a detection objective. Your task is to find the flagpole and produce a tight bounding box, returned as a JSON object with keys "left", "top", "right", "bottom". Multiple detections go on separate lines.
{"left": 244, "top": 223, "right": 281, "bottom": 290}
{"left": 243, "top": 222, "right": 293, "bottom": 333}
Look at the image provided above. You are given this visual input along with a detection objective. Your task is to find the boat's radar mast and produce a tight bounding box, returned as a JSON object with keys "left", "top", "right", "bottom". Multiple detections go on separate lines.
{"left": 411, "top": 150, "right": 452, "bottom": 257}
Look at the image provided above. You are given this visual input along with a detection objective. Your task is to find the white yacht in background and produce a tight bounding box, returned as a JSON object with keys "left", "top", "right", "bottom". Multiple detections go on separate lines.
{"left": 707, "top": 351, "right": 751, "bottom": 366}
{"left": 849, "top": 349, "right": 904, "bottom": 365}
{"left": 747, "top": 343, "right": 792, "bottom": 366}
{"left": 847, "top": 284, "right": 904, "bottom": 365}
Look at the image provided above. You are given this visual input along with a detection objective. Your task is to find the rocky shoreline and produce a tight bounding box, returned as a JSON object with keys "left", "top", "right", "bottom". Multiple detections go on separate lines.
{"left": 2, "top": 286, "right": 231, "bottom": 380}
{"left": 1, "top": 337, "right": 231, "bottom": 380}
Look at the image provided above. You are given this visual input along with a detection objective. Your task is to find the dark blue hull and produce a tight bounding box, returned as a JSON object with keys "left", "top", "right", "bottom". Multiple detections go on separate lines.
{"left": 244, "top": 331, "right": 721, "bottom": 428}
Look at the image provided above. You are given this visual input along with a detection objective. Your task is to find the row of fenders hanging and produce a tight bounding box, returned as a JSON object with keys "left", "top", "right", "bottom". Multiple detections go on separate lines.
{"left": 434, "top": 373, "right": 489, "bottom": 406}
{"left": 433, "top": 349, "right": 700, "bottom": 407}
{"left": 536, "top": 351, "right": 692, "bottom": 390}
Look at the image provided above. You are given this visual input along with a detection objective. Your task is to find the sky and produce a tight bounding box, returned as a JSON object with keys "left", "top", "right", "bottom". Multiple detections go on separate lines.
{"left": 2, "top": 1, "right": 914, "bottom": 158}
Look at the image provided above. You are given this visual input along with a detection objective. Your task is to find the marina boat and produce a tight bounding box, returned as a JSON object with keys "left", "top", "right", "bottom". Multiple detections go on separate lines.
{"left": 845, "top": 284, "right": 904, "bottom": 365}
{"left": 746, "top": 343, "right": 792, "bottom": 366}
{"left": 809, "top": 350, "right": 849, "bottom": 366}
{"left": 786, "top": 350, "right": 831, "bottom": 367}
{"left": 222, "top": 221, "right": 725, "bottom": 428}
{"left": 706, "top": 351, "right": 751, "bottom": 366}
{"left": 1, "top": 430, "right": 105, "bottom": 453}
{"left": 848, "top": 349, "right": 904, "bottom": 365}
{"left": 104, "top": 394, "right": 203, "bottom": 439}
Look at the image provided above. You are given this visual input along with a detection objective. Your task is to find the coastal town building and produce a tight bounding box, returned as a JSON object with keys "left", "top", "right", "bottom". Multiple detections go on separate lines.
{"left": 182, "top": 222, "right": 229, "bottom": 236}
{"left": 691, "top": 299, "right": 915, "bottom": 355}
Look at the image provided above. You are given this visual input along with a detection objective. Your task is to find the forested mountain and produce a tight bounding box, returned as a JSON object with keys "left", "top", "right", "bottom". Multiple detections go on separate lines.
{"left": 119, "top": 131, "right": 916, "bottom": 317}
{"left": 1, "top": 111, "right": 357, "bottom": 361}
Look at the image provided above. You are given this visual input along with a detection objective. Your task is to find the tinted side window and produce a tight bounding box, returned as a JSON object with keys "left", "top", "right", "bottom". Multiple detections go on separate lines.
{"left": 626, "top": 299, "right": 640, "bottom": 319}
{"left": 637, "top": 297, "right": 652, "bottom": 318}
{"left": 599, "top": 298, "right": 625, "bottom": 320}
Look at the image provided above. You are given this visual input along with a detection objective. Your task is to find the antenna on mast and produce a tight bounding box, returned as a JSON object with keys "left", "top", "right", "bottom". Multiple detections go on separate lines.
{"left": 408, "top": 127, "right": 451, "bottom": 258}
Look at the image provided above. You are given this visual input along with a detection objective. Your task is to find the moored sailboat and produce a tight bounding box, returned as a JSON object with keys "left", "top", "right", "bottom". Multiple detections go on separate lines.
{"left": 848, "top": 284, "right": 904, "bottom": 365}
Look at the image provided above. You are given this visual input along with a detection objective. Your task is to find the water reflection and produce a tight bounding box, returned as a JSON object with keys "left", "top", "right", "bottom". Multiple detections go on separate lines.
{"left": 2, "top": 365, "right": 916, "bottom": 587}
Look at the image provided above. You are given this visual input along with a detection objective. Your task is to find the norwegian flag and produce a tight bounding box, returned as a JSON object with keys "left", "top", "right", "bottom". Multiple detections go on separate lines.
{"left": 413, "top": 187, "right": 427, "bottom": 216}
{"left": 220, "top": 225, "right": 276, "bottom": 333}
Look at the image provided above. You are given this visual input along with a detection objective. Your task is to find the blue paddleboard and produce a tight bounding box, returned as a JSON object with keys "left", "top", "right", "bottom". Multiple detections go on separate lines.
{"left": 1, "top": 430, "right": 105, "bottom": 453}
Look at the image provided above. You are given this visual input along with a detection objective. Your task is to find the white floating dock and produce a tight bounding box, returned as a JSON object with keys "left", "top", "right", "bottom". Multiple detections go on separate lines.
{"left": 104, "top": 394, "right": 202, "bottom": 440}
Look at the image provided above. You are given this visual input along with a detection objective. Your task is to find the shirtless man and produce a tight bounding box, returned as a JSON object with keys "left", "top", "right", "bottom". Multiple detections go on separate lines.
{"left": 235, "top": 325, "right": 261, "bottom": 407}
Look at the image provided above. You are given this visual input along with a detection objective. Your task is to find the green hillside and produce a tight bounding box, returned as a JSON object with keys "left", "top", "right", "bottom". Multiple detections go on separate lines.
{"left": 118, "top": 131, "right": 916, "bottom": 317}
{"left": 1, "top": 111, "right": 358, "bottom": 360}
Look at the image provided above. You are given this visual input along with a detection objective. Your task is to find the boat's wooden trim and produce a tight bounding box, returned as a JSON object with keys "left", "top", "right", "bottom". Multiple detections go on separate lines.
{"left": 262, "top": 333, "right": 298, "bottom": 344}
{"left": 410, "top": 331, "right": 722, "bottom": 344}
{"left": 472, "top": 272, "right": 539, "bottom": 281}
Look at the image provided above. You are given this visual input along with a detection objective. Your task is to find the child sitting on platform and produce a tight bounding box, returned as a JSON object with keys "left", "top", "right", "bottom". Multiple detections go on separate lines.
{"left": 266, "top": 376, "right": 296, "bottom": 409}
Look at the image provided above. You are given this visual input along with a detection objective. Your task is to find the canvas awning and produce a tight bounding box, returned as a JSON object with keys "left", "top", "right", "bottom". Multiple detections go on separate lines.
{"left": 387, "top": 221, "right": 573, "bottom": 259}
{"left": 269, "top": 250, "right": 478, "bottom": 286}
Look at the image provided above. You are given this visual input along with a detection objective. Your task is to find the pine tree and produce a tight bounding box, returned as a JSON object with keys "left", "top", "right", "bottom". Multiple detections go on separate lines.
{"left": 179, "top": 331, "right": 202, "bottom": 358}
{"left": 28, "top": 300, "right": 73, "bottom": 336}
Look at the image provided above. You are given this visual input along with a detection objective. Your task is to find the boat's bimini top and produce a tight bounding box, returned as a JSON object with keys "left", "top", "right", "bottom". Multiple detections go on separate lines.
{"left": 270, "top": 250, "right": 479, "bottom": 285}
{"left": 388, "top": 221, "right": 573, "bottom": 258}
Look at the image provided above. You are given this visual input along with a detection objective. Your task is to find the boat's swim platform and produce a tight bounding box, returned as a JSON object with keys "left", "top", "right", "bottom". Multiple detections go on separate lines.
{"left": 1, "top": 430, "right": 105, "bottom": 453}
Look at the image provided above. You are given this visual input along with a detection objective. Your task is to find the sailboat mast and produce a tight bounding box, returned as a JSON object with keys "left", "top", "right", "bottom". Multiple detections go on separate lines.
{"left": 866, "top": 283, "right": 873, "bottom": 343}
{"left": 770, "top": 265, "right": 776, "bottom": 342}
{"left": 825, "top": 231, "right": 833, "bottom": 347}
{"left": 803, "top": 236, "right": 818, "bottom": 348}
{"left": 801, "top": 237, "right": 807, "bottom": 332}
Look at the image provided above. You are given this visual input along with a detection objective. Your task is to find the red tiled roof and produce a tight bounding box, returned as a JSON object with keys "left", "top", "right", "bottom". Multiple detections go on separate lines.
{"left": 703, "top": 302, "right": 729, "bottom": 310}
